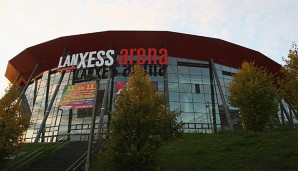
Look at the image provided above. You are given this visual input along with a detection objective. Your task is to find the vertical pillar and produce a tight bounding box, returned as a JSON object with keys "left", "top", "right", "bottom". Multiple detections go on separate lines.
{"left": 164, "top": 65, "right": 170, "bottom": 112}
{"left": 209, "top": 61, "right": 217, "bottom": 132}
{"left": 107, "top": 66, "right": 115, "bottom": 130}
{"left": 32, "top": 78, "right": 38, "bottom": 111}
{"left": 279, "top": 100, "right": 293, "bottom": 127}
{"left": 209, "top": 58, "right": 233, "bottom": 130}
{"left": 34, "top": 71, "right": 65, "bottom": 143}
{"left": 14, "top": 73, "right": 21, "bottom": 83}
{"left": 41, "top": 70, "right": 51, "bottom": 142}
{"left": 67, "top": 69, "right": 76, "bottom": 141}
{"left": 95, "top": 68, "right": 112, "bottom": 139}
{"left": 280, "top": 102, "right": 285, "bottom": 126}
{"left": 17, "top": 64, "right": 40, "bottom": 104}
{"left": 85, "top": 78, "right": 100, "bottom": 171}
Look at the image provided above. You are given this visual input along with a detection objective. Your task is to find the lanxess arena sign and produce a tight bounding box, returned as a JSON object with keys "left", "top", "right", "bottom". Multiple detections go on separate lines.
{"left": 57, "top": 48, "right": 168, "bottom": 82}
{"left": 57, "top": 48, "right": 168, "bottom": 70}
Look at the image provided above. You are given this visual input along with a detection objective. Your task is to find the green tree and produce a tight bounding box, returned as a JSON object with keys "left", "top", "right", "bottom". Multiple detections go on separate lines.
{"left": 227, "top": 62, "right": 278, "bottom": 131}
{"left": 0, "top": 84, "right": 29, "bottom": 159}
{"left": 279, "top": 43, "right": 298, "bottom": 108}
{"left": 100, "top": 65, "right": 182, "bottom": 171}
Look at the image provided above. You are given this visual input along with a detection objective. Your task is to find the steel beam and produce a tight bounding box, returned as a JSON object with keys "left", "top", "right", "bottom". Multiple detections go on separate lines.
{"left": 209, "top": 58, "right": 233, "bottom": 130}
{"left": 17, "top": 63, "right": 40, "bottom": 104}
{"left": 34, "top": 71, "right": 65, "bottom": 143}
{"left": 95, "top": 68, "right": 112, "bottom": 139}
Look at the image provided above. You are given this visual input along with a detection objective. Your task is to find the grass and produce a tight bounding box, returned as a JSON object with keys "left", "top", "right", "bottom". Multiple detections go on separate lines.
{"left": 92, "top": 128, "right": 298, "bottom": 171}
{"left": 159, "top": 128, "right": 298, "bottom": 171}
{"left": 0, "top": 141, "right": 70, "bottom": 170}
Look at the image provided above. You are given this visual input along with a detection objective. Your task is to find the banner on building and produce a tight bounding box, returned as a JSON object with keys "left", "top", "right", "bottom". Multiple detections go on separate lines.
{"left": 58, "top": 82, "right": 96, "bottom": 109}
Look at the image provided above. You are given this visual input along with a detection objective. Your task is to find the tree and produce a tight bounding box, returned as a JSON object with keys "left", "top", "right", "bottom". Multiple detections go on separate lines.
{"left": 100, "top": 65, "right": 182, "bottom": 170}
{"left": 0, "top": 84, "right": 29, "bottom": 159}
{"left": 279, "top": 43, "right": 298, "bottom": 108}
{"left": 227, "top": 61, "right": 278, "bottom": 131}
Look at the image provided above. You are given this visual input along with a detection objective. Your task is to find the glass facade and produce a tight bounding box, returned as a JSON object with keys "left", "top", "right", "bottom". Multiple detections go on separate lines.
{"left": 22, "top": 56, "right": 289, "bottom": 143}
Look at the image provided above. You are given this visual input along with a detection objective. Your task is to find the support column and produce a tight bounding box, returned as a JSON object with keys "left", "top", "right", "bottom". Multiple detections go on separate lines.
{"left": 164, "top": 65, "right": 170, "bottom": 112}
{"left": 14, "top": 73, "right": 21, "bottom": 83}
{"left": 42, "top": 70, "right": 51, "bottom": 142}
{"left": 280, "top": 102, "right": 285, "bottom": 126}
{"left": 279, "top": 100, "right": 293, "bottom": 127}
{"left": 209, "top": 61, "right": 217, "bottom": 132}
{"left": 17, "top": 64, "right": 40, "bottom": 104}
{"left": 32, "top": 78, "right": 38, "bottom": 110}
{"left": 85, "top": 78, "right": 100, "bottom": 171}
{"left": 209, "top": 58, "right": 233, "bottom": 130}
{"left": 107, "top": 66, "right": 115, "bottom": 130}
{"left": 95, "top": 68, "right": 112, "bottom": 139}
{"left": 34, "top": 71, "right": 65, "bottom": 143}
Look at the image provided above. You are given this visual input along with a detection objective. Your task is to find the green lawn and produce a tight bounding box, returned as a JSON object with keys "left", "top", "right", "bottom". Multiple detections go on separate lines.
{"left": 159, "top": 128, "right": 298, "bottom": 171}
{"left": 92, "top": 128, "right": 298, "bottom": 171}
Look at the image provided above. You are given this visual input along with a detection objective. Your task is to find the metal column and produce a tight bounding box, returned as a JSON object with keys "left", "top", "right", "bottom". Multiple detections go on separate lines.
{"left": 17, "top": 64, "right": 40, "bottom": 104}
{"left": 95, "top": 68, "right": 112, "bottom": 139}
{"left": 164, "top": 65, "right": 170, "bottom": 112}
{"left": 14, "top": 73, "right": 21, "bottom": 83}
{"left": 34, "top": 71, "right": 66, "bottom": 143}
{"left": 279, "top": 100, "right": 294, "bottom": 126}
{"left": 209, "top": 61, "right": 217, "bottom": 132}
{"left": 209, "top": 58, "right": 233, "bottom": 130}
{"left": 85, "top": 78, "right": 100, "bottom": 171}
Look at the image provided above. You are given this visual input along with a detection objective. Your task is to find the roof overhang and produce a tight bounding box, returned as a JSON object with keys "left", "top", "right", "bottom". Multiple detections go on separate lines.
{"left": 5, "top": 31, "right": 281, "bottom": 84}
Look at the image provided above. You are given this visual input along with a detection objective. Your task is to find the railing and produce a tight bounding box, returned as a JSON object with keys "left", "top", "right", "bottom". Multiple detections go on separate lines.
{"left": 4, "top": 146, "right": 45, "bottom": 171}
{"left": 66, "top": 138, "right": 107, "bottom": 171}
{"left": 51, "top": 140, "right": 69, "bottom": 154}
{"left": 183, "top": 123, "right": 222, "bottom": 133}
{"left": 66, "top": 151, "right": 88, "bottom": 171}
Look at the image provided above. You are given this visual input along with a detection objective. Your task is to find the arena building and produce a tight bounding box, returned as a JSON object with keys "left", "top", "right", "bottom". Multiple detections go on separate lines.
{"left": 5, "top": 31, "right": 293, "bottom": 143}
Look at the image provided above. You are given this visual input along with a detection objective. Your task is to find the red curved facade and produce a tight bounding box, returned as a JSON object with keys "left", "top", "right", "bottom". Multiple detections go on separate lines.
{"left": 5, "top": 31, "right": 281, "bottom": 84}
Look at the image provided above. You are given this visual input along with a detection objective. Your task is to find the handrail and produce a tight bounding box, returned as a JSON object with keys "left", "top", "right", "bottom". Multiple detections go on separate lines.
{"left": 4, "top": 146, "right": 45, "bottom": 171}
{"left": 72, "top": 156, "right": 87, "bottom": 171}
{"left": 66, "top": 151, "right": 88, "bottom": 171}
{"left": 66, "top": 140, "right": 108, "bottom": 171}
{"left": 51, "top": 141, "right": 69, "bottom": 154}
{"left": 13, "top": 150, "right": 43, "bottom": 170}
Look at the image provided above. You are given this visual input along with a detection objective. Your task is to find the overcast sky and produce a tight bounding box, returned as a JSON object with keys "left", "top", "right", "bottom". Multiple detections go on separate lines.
{"left": 1, "top": 0, "right": 297, "bottom": 97}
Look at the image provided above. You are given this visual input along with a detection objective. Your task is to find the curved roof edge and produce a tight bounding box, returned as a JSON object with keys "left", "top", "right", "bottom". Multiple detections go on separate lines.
{"left": 5, "top": 31, "right": 281, "bottom": 84}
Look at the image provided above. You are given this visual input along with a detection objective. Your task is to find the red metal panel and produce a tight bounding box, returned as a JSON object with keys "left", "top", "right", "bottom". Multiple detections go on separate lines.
{"left": 5, "top": 31, "right": 281, "bottom": 84}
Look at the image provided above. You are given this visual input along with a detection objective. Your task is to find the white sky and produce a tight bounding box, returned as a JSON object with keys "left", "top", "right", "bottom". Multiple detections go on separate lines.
{"left": 1, "top": 0, "right": 297, "bottom": 97}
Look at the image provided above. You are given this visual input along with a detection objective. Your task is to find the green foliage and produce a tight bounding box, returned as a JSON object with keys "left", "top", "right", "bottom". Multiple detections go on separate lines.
{"left": 100, "top": 65, "right": 183, "bottom": 171}
{"left": 93, "top": 129, "right": 298, "bottom": 171}
{"left": 227, "top": 62, "right": 278, "bottom": 131}
{"left": 0, "top": 84, "right": 30, "bottom": 159}
{"left": 279, "top": 43, "right": 298, "bottom": 108}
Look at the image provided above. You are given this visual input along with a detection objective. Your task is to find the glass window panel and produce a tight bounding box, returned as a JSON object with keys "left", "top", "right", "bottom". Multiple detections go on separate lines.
{"left": 194, "top": 103, "right": 207, "bottom": 112}
{"left": 203, "top": 84, "right": 211, "bottom": 93}
{"left": 168, "top": 74, "right": 179, "bottom": 83}
{"left": 180, "top": 102, "right": 194, "bottom": 113}
{"left": 190, "top": 67, "right": 201, "bottom": 75}
{"left": 169, "top": 92, "right": 179, "bottom": 101}
{"left": 179, "top": 83, "right": 193, "bottom": 93}
{"left": 170, "top": 102, "right": 180, "bottom": 111}
{"left": 168, "top": 65, "right": 178, "bottom": 74}
{"left": 179, "top": 93, "right": 193, "bottom": 102}
{"left": 168, "top": 57, "right": 177, "bottom": 66}
{"left": 193, "top": 94, "right": 205, "bottom": 103}
{"left": 191, "top": 75, "right": 203, "bottom": 84}
{"left": 177, "top": 66, "right": 190, "bottom": 75}
{"left": 169, "top": 82, "right": 179, "bottom": 92}
{"left": 201, "top": 68, "right": 209, "bottom": 76}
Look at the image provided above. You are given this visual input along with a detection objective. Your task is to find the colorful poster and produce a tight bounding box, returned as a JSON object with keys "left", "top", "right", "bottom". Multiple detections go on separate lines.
{"left": 58, "top": 82, "right": 96, "bottom": 109}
